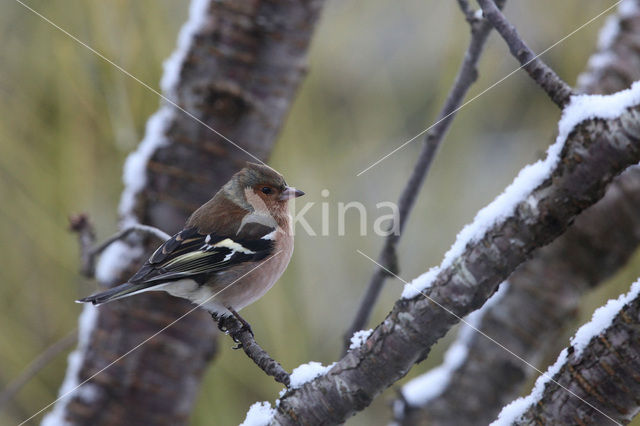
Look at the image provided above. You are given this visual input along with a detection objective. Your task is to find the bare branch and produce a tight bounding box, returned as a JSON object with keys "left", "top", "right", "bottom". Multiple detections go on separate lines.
{"left": 477, "top": 0, "right": 575, "bottom": 107}
{"left": 343, "top": 0, "right": 506, "bottom": 354}
{"left": 70, "top": 215, "right": 169, "bottom": 279}
{"left": 274, "top": 95, "right": 640, "bottom": 423}
{"left": 217, "top": 315, "right": 290, "bottom": 387}
{"left": 69, "top": 214, "right": 97, "bottom": 278}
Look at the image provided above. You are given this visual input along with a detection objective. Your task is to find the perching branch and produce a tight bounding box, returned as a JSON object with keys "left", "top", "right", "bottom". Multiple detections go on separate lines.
{"left": 274, "top": 96, "right": 640, "bottom": 422}
{"left": 217, "top": 314, "right": 290, "bottom": 387}
{"left": 477, "top": 0, "right": 575, "bottom": 108}
{"left": 343, "top": 0, "right": 506, "bottom": 353}
{"left": 394, "top": 5, "right": 640, "bottom": 423}
{"left": 508, "top": 281, "right": 640, "bottom": 425}
{"left": 69, "top": 214, "right": 169, "bottom": 278}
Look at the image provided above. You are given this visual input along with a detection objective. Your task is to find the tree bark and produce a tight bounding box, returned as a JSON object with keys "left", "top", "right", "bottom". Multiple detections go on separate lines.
{"left": 46, "top": 1, "right": 324, "bottom": 425}
{"left": 513, "top": 282, "right": 640, "bottom": 425}
{"left": 273, "top": 68, "right": 640, "bottom": 426}
{"left": 396, "top": 4, "right": 640, "bottom": 425}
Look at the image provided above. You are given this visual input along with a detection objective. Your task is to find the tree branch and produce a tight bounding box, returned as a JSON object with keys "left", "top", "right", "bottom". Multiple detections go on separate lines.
{"left": 217, "top": 315, "right": 290, "bottom": 387}
{"left": 394, "top": 5, "right": 640, "bottom": 423}
{"left": 343, "top": 0, "right": 506, "bottom": 354}
{"left": 69, "top": 214, "right": 169, "bottom": 278}
{"left": 396, "top": 167, "right": 640, "bottom": 426}
{"left": 274, "top": 92, "right": 640, "bottom": 423}
{"left": 501, "top": 279, "right": 640, "bottom": 425}
{"left": 477, "top": 0, "right": 575, "bottom": 107}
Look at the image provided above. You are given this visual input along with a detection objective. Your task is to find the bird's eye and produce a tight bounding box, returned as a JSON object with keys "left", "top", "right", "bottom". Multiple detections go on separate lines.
{"left": 261, "top": 187, "right": 273, "bottom": 195}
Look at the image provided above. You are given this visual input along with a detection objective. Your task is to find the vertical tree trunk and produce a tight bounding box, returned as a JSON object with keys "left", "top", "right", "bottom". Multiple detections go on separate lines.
{"left": 43, "top": 1, "right": 324, "bottom": 424}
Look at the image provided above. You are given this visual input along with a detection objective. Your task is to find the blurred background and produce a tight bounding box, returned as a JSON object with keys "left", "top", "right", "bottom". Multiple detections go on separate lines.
{"left": 1, "top": 0, "right": 639, "bottom": 424}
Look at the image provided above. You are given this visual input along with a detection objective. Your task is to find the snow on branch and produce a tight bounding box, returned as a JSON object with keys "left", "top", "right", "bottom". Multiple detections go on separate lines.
{"left": 396, "top": 283, "right": 509, "bottom": 413}
{"left": 493, "top": 279, "right": 640, "bottom": 425}
{"left": 392, "top": 3, "right": 640, "bottom": 424}
{"left": 403, "top": 81, "right": 640, "bottom": 300}
{"left": 577, "top": 0, "right": 640, "bottom": 93}
{"left": 270, "top": 81, "right": 640, "bottom": 424}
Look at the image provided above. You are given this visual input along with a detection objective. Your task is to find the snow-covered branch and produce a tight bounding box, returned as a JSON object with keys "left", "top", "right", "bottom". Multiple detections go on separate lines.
{"left": 393, "top": 3, "right": 640, "bottom": 423}
{"left": 494, "top": 279, "right": 640, "bottom": 425}
{"left": 271, "top": 82, "right": 640, "bottom": 424}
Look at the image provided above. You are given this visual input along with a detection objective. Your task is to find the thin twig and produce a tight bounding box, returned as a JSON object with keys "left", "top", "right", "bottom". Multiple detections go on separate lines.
{"left": 69, "top": 213, "right": 97, "bottom": 277}
{"left": 342, "top": 0, "right": 506, "bottom": 354}
{"left": 0, "top": 330, "right": 78, "bottom": 410}
{"left": 477, "top": 0, "right": 575, "bottom": 108}
{"left": 69, "top": 214, "right": 170, "bottom": 278}
{"left": 456, "top": 0, "right": 477, "bottom": 23}
{"left": 217, "top": 315, "right": 290, "bottom": 387}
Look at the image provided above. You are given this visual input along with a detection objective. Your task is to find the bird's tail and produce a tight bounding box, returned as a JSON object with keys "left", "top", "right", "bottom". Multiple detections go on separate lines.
{"left": 76, "top": 281, "right": 158, "bottom": 305}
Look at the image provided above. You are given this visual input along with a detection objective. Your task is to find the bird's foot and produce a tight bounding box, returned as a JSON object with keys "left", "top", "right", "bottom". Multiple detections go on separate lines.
{"left": 227, "top": 306, "right": 254, "bottom": 337}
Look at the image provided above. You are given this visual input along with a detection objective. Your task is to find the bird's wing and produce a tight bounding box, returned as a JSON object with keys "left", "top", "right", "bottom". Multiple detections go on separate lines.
{"left": 128, "top": 225, "right": 276, "bottom": 285}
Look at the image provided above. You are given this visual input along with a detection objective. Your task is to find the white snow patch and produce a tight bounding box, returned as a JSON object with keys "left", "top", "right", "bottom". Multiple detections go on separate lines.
{"left": 577, "top": 0, "right": 640, "bottom": 89}
{"left": 400, "top": 284, "right": 509, "bottom": 407}
{"left": 95, "top": 240, "right": 144, "bottom": 285}
{"left": 289, "top": 361, "right": 335, "bottom": 389}
{"left": 571, "top": 278, "right": 640, "bottom": 356}
{"left": 401, "top": 266, "right": 438, "bottom": 299}
{"left": 492, "top": 277, "right": 640, "bottom": 425}
{"left": 619, "top": 0, "right": 640, "bottom": 18}
{"left": 41, "top": 304, "right": 99, "bottom": 426}
{"left": 240, "top": 401, "right": 276, "bottom": 426}
{"left": 597, "top": 14, "right": 620, "bottom": 51}
{"left": 491, "top": 348, "right": 568, "bottom": 425}
{"left": 161, "top": 0, "right": 210, "bottom": 98}
{"left": 119, "top": 107, "right": 173, "bottom": 228}
{"left": 403, "top": 80, "right": 640, "bottom": 299}
{"left": 349, "top": 329, "right": 373, "bottom": 350}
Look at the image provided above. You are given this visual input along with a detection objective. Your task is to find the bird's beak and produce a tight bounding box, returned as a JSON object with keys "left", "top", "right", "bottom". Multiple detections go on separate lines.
{"left": 279, "top": 186, "right": 305, "bottom": 201}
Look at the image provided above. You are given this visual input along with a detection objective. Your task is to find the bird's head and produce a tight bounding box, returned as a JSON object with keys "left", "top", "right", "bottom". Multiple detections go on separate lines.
{"left": 224, "top": 162, "right": 304, "bottom": 216}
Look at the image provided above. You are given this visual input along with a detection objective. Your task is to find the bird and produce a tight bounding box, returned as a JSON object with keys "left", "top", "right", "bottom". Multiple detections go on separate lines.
{"left": 77, "top": 162, "right": 304, "bottom": 328}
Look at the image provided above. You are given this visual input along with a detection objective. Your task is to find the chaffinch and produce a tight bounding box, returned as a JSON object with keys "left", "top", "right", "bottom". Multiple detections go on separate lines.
{"left": 78, "top": 162, "right": 304, "bottom": 321}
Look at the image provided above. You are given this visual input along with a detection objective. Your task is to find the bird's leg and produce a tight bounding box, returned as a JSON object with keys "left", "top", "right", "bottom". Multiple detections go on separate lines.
{"left": 226, "top": 306, "right": 254, "bottom": 337}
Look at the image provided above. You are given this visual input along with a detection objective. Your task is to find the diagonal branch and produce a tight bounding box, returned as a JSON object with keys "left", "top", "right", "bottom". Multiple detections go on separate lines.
{"left": 343, "top": 0, "right": 506, "bottom": 354}
{"left": 69, "top": 214, "right": 170, "bottom": 278}
{"left": 393, "top": 4, "right": 640, "bottom": 423}
{"left": 496, "top": 278, "right": 640, "bottom": 425}
{"left": 217, "top": 315, "right": 290, "bottom": 387}
{"left": 273, "top": 88, "right": 640, "bottom": 423}
{"left": 477, "top": 0, "right": 575, "bottom": 107}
